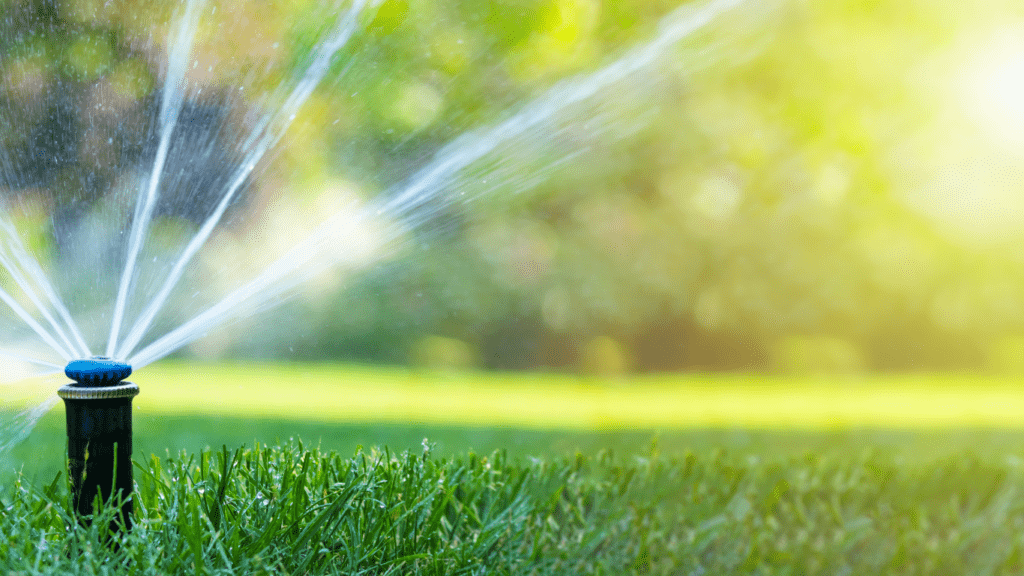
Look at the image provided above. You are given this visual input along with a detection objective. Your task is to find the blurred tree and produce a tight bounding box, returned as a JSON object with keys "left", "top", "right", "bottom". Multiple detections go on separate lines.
{"left": 4, "top": 0, "right": 1024, "bottom": 373}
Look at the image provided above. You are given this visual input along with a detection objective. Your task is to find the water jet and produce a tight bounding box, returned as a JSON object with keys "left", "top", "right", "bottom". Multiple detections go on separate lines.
{"left": 0, "top": 0, "right": 761, "bottom": 464}
{"left": 57, "top": 357, "right": 137, "bottom": 532}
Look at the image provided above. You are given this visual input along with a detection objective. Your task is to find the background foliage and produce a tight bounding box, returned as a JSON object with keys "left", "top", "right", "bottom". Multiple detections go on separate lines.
{"left": 2, "top": 0, "right": 1024, "bottom": 374}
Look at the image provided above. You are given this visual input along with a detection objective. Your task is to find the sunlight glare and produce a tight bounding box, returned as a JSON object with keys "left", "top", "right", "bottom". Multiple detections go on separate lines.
{"left": 959, "top": 25, "right": 1024, "bottom": 149}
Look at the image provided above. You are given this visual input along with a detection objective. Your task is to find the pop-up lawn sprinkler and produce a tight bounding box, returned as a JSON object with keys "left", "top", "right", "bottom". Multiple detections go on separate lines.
{"left": 58, "top": 356, "right": 138, "bottom": 532}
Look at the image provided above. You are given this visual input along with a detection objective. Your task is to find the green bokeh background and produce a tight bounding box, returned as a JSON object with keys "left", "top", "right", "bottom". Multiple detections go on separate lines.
{"left": 1, "top": 0, "right": 1023, "bottom": 375}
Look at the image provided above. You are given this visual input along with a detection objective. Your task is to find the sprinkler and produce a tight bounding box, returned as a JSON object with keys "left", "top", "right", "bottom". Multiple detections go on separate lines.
{"left": 58, "top": 356, "right": 138, "bottom": 533}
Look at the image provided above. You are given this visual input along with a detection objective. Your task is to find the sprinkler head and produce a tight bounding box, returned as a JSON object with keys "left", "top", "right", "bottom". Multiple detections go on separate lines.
{"left": 58, "top": 356, "right": 138, "bottom": 534}
{"left": 64, "top": 356, "right": 132, "bottom": 387}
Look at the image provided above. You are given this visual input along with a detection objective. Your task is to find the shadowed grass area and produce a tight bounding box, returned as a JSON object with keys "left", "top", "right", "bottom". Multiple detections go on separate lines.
{"left": 7, "top": 361, "right": 1024, "bottom": 482}
{"left": 9, "top": 408, "right": 1024, "bottom": 486}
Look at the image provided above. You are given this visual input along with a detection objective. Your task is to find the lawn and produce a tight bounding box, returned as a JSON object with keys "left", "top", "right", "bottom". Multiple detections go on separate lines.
{"left": 3, "top": 433, "right": 1024, "bottom": 573}
{"left": 5, "top": 362, "right": 1024, "bottom": 573}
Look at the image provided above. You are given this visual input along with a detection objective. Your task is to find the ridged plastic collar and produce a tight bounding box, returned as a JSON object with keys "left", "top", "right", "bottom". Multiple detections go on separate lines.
{"left": 58, "top": 381, "right": 139, "bottom": 400}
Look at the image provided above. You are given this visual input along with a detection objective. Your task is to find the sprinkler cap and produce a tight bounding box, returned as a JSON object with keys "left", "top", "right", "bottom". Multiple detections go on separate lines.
{"left": 65, "top": 356, "right": 132, "bottom": 387}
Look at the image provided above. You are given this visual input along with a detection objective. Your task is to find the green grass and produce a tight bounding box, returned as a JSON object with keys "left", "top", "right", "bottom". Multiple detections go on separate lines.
{"left": 7, "top": 363, "right": 1024, "bottom": 572}
{"left": 3, "top": 439, "right": 1024, "bottom": 574}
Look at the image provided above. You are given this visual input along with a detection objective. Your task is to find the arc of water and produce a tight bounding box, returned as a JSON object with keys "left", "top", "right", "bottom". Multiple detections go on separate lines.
{"left": 0, "top": 247, "right": 80, "bottom": 358}
{"left": 0, "top": 348, "right": 62, "bottom": 371}
{"left": 0, "top": 143, "right": 83, "bottom": 363}
{"left": 105, "top": 0, "right": 205, "bottom": 358}
{"left": 379, "top": 0, "right": 751, "bottom": 224}
{"left": 0, "top": 219, "right": 90, "bottom": 358}
{"left": 0, "top": 395, "right": 60, "bottom": 456}
{"left": 8, "top": 250, "right": 91, "bottom": 358}
{"left": 0, "top": 283, "right": 72, "bottom": 360}
{"left": 128, "top": 205, "right": 387, "bottom": 369}
{"left": 115, "top": 0, "right": 369, "bottom": 360}
{"left": 130, "top": 0, "right": 757, "bottom": 367}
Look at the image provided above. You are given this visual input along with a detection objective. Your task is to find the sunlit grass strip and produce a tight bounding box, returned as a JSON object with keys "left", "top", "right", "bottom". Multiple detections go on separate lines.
{"left": 137, "top": 362, "right": 1024, "bottom": 429}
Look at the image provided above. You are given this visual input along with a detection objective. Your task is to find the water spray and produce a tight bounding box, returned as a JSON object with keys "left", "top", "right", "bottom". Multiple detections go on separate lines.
{"left": 57, "top": 357, "right": 138, "bottom": 532}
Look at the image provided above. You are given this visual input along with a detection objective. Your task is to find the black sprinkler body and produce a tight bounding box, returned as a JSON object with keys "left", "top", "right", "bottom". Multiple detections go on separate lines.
{"left": 58, "top": 357, "right": 138, "bottom": 532}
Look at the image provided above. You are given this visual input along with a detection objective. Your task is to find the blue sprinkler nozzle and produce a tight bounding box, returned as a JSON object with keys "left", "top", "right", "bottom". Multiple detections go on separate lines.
{"left": 64, "top": 356, "right": 132, "bottom": 387}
